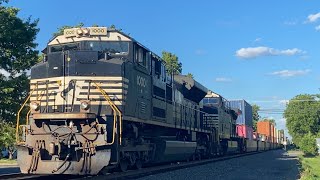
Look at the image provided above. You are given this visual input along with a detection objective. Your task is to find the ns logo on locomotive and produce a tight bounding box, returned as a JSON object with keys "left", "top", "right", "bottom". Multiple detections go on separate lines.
{"left": 15, "top": 26, "right": 279, "bottom": 175}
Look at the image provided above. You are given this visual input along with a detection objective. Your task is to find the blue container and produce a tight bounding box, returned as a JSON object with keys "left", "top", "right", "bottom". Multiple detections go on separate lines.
{"left": 229, "top": 100, "right": 253, "bottom": 127}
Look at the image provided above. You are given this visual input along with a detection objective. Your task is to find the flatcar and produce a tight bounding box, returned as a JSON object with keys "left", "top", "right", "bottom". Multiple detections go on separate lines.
{"left": 15, "top": 27, "right": 279, "bottom": 175}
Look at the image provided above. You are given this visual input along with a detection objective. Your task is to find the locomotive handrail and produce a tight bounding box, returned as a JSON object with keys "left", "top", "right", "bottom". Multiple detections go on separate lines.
{"left": 16, "top": 86, "right": 37, "bottom": 143}
{"left": 26, "top": 90, "right": 45, "bottom": 125}
{"left": 93, "top": 82, "right": 123, "bottom": 145}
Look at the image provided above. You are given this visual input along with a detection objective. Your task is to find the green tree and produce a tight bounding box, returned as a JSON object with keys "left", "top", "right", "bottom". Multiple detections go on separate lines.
{"left": 284, "top": 94, "right": 320, "bottom": 155}
{"left": 0, "top": 1, "right": 39, "bottom": 123}
{"left": 0, "top": 120, "right": 15, "bottom": 159}
{"left": 162, "top": 51, "right": 182, "bottom": 74}
{"left": 298, "top": 133, "right": 318, "bottom": 156}
{"left": 52, "top": 22, "right": 84, "bottom": 37}
{"left": 186, "top": 73, "right": 194, "bottom": 78}
{"left": 252, "top": 104, "right": 260, "bottom": 131}
{"left": 261, "top": 118, "right": 276, "bottom": 125}
{"left": 109, "top": 24, "right": 122, "bottom": 31}
{"left": 285, "top": 94, "right": 320, "bottom": 137}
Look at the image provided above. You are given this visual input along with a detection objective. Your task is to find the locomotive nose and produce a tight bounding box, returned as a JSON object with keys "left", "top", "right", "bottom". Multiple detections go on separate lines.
{"left": 17, "top": 144, "right": 111, "bottom": 175}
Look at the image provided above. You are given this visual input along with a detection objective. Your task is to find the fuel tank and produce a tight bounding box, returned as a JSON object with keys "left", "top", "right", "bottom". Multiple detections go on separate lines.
{"left": 153, "top": 140, "right": 197, "bottom": 163}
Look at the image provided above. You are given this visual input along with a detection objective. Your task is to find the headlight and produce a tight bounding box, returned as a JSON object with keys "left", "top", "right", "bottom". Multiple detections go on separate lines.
{"left": 80, "top": 101, "right": 90, "bottom": 110}
{"left": 30, "top": 101, "right": 39, "bottom": 111}
{"left": 83, "top": 28, "right": 90, "bottom": 35}
{"left": 77, "top": 29, "right": 83, "bottom": 35}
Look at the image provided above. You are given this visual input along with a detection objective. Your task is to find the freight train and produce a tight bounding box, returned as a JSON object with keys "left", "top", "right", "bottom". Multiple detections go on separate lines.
{"left": 15, "top": 27, "right": 280, "bottom": 175}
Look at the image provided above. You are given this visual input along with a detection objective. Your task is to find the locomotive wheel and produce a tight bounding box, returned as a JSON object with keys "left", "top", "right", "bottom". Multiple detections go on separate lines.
{"left": 134, "top": 159, "right": 142, "bottom": 170}
{"left": 119, "top": 160, "right": 128, "bottom": 172}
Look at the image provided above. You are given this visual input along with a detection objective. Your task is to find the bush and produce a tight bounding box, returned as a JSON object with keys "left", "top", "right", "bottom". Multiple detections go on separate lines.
{"left": 299, "top": 133, "right": 318, "bottom": 156}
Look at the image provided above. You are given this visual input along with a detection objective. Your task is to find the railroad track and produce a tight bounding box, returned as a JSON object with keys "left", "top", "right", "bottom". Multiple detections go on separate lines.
{"left": 0, "top": 173, "right": 47, "bottom": 180}
{"left": 0, "top": 151, "right": 268, "bottom": 180}
{"left": 82, "top": 151, "right": 265, "bottom": 180}
{"left": 0, "top": 173, "right": 81, "bottom": 180}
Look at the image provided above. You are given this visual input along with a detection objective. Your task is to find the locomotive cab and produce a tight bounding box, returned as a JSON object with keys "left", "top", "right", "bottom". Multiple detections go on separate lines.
{"left": 17, "top": 26, "right": 244, "bottom": 176}
{"left": 17, "top": 27, "right": 137, "bottom": 175}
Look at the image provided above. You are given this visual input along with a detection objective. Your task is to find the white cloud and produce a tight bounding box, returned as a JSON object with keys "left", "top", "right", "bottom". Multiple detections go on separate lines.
{"left": 280, "top": 48, "right": 303, "bottom": 56}
{"left": 307, "top": 12, "right": 320, "bottom": 23}
{"left": 0, "top": 69, "right": 10, "bottom": 77}
{"left": 215, "top": 77, "right": 232, "bottom": 82}
{"left": 315, "top": 25, "right": 320, "bottom": 31}
{"left": 279, "top": 100, "right": 289, "bottom": 105}
{"left": 235, "top": 46, "right": 304, "bottom": 59}
{"left": 270, "top": 69, "right": 311, "bottom": 77}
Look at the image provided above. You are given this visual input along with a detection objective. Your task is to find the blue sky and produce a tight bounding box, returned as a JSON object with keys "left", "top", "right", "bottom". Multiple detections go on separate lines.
{"left": 8, "top": 0, "right": 320, "bottom": 136}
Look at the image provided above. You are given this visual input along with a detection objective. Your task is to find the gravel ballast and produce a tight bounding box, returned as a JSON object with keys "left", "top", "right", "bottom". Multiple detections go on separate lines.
{"left": 138, "top": 150, "right": 300, "bottom": 180}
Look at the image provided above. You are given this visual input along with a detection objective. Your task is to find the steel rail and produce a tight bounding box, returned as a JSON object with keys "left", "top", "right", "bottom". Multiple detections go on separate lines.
{"left": 81, "top": 150, "right": 277, "bottom": 180}
{"left": 0, "top": 173, "right": 82, "bottom": 180}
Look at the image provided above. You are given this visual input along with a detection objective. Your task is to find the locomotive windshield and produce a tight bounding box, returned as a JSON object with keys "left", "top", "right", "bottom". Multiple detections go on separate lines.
{"left": 203, "top": 97, "right": 219, "bottom": 104}
{"left": 50, "top": 43, "right": 79, "bottom": 52}
{"left": 83, "top": 41, "right": 129, "bottom": 54}
{"left": 49, "top": 41, "right": 129, "bottom": 54}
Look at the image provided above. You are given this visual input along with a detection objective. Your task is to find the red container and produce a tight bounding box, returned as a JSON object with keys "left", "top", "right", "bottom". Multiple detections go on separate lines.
{"left": 236, "top": 125, "right": 253, "bottom": 140}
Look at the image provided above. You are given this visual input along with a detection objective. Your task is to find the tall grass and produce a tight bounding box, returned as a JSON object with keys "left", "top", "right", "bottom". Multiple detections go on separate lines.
{"left": 300, "top": 156, "right": 320, "bottom": 180}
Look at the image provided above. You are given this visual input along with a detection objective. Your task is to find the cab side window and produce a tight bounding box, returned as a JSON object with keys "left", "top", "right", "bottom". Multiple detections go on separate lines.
{"left": 161, "top": 63, "right": 166, "bottom": 82}
{"left": 135, "top": 44, "right": 150, "bottom": 71}
{"left": 154, "top": 58, "right": 161, "bottom": 75}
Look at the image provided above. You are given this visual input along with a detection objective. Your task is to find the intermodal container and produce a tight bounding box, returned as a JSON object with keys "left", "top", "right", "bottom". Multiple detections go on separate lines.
{"left": 229, "top": 100, "right": 253, "bottom": 127}
{"left": 271, "top": 124, "right": 274, "bottom": 143}
{"left": 236, "top": 125, "right": 253, "bottom": 140}
{"left": 271, "top": 124, "right": 275, "bottom": 143}
{"left": 273, "top": 127, "right": 278, "bottom": 143}
{"left": 257, "top": 121, "right": 272, "bottom": 138}
{"left": 278, "top": 130, "right": 284, "bottom": 144}
{"left": 257, "top": 122, "right": 277, "bottom": 143}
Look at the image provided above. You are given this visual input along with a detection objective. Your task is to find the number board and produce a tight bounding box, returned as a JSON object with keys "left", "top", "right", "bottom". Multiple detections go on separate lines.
{"left": 64, "top": 28, "right": 77, "bottom": 38}
{"left": 89, "top": 27, "right": 107, "bottom": 36}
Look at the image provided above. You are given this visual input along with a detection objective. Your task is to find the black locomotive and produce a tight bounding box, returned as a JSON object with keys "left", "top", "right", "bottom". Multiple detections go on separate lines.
{"left": 15, "top": 27, "right": 279, "bottom": 175}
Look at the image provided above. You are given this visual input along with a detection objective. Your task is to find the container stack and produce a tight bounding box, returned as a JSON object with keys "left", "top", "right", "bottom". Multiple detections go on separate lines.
{"left": 236, "top": 124, "right": 253, "bottom": 140}
{"left": 270, "top": 124, "right": 274, "bottom": 143}
{"left": 229, "top": 100, "right": 253, "bottom": 127}
{"left": 273, "top": 126, "right": 277, "bottom": 143}
{"left": 229, "top": 100, "right": 253, "bottom": 140}
{"left": 257, "top": 121, "right": 273, "bottom": 142}
{"left": 278, "top": 130, "right": 285, "bottom": 144}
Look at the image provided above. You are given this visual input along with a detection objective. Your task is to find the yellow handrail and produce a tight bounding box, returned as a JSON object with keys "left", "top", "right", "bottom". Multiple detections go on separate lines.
{"left": 16, "top": 87, "right": 36, "bottom": 143}
{"left": 26, "top": 90, "right": 45, "bottom": 125}
{"left": 93, "top": 82, "right": 123, "bottom": 145}
{"left": 26, "top": 110, "right": 31, "bottom": 125}
{"left": 95, "top": 86, "right": 117, "bottom": 145}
